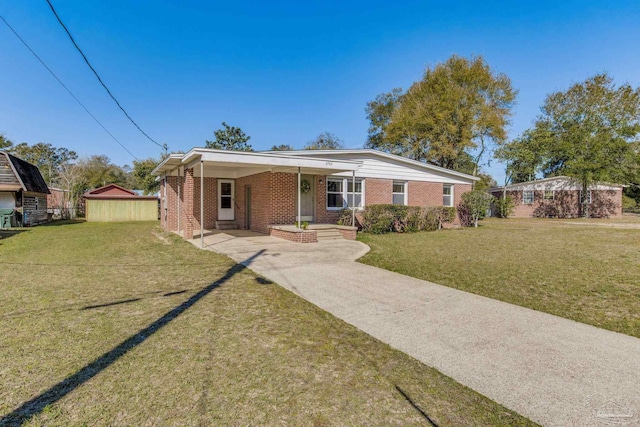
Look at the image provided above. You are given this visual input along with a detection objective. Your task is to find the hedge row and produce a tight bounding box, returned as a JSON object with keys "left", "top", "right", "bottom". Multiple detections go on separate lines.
{"left": 338, "top": 204, "right": 456, "bottom": 234}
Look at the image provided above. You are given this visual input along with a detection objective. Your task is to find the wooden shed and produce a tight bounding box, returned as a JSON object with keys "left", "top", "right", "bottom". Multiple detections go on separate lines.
{"left": 84, "top": 184, "right": 158, "bottom": 222}
{"left": 0, "top": 151, "right": 50, "bottom": 227}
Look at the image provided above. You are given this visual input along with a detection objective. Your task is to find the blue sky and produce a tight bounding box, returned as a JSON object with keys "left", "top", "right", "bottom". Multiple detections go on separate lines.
{"left": 1, "top": 1, "right": 639, "bottom": 183}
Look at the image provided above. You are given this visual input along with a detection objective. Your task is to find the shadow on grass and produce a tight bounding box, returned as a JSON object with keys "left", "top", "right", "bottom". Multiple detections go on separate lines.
{"left": 81, "top": 298, "right": 142, "bottom": 310}
{"left": 395, "top": 385, "right": 438, "bottom": 426}
{"left": 40, "top": 220, "right": 85, "bottom": 227}
{"left": 0, "top": 250, "right": 265, "bottom": 427}
{"left": 0, "top": 229, "right": 29, "bottom": 242}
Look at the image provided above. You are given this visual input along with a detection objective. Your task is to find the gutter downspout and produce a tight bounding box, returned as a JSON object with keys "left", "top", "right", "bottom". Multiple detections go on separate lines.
{"left": 200, "top": 160, "right": 204, "bottom": 248}
{"left": 177, "top": 168, "right": 181, "bottom": 235}
{"left": 352, "top": 171, "right": 355, "bottom": 227}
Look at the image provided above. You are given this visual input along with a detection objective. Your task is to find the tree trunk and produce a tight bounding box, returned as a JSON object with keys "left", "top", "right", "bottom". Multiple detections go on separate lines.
{"left": 582, "top": 180, "right": 589, "bottom": 218}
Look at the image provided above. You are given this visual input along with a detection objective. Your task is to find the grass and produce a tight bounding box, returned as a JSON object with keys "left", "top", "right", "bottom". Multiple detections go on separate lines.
{"left": 0, "top": 221, "right": 535, "bottom": 426}
{"left": 358, "top": 217, "right": 640, "bottom": 338}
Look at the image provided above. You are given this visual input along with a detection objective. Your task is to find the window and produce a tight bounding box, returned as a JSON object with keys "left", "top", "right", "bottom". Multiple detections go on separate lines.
{"left": 523, "top": 190, "right": 534, "bottom": 204}
{"left": 443, "top": 184, "right": 453, "bottom": 207}
{"left": 392, "top": 181, "right": 406, "bottom": 205}
{"left": 326, "top": 177, "right": 364, "bottom": 210}
{"left": 346, "top": 179, "right": 363, "bottom": 209}
{"left": 544, "top": 190, "right": 554, "bottom": 200}
{"left": 326, "top": 178, "right": 343, "bottom": 209}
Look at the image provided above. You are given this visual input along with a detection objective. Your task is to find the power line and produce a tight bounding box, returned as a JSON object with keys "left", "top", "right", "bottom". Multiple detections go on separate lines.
{"left": 45, "top": 0, "right": 168, "bottom": 154}
{"left": 0, "top": 15, "right": 139, "bottom": 160}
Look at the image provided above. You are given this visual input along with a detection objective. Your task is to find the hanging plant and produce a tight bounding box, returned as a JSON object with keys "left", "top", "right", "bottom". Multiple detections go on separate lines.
{"left": 300, "top": 179, "right": 311, "bottom": 194}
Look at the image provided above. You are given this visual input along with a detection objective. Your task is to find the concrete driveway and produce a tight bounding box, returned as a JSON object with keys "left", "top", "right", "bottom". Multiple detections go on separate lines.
{"left": 192, "top": 232, "right": 640, "bottom": 427}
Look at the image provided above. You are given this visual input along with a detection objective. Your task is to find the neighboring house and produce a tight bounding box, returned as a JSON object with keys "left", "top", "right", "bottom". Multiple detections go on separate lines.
{"left": 153, "top": 148, "right": 477, "bottom": 242}
{"left": 489, "top": 176, "right": 623, "bottom": 218}
{"left": 47, "top": 187, "right": 76, "bottom": 219}
{"left": 0, "top": 151, "right": 50, "bottom": 227}
{"left": 84, "top": 184, "right": 159, "bottom": 222}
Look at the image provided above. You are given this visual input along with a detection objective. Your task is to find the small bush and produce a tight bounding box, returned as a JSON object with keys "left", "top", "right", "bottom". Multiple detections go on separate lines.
{"left": 458, "top": 191, "right": 494, "bottom": 227}
{"left": 359, "top": 204, "right": 456, "bottom": 234}
{"left": 623, "top": 195, "right": 637, "bottom": 210}
{"left": 494, "top": 195, "right": 515, "bottom": 218}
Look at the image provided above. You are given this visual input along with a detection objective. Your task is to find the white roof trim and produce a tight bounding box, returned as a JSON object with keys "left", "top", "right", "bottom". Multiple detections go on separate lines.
{"left": 489, "top": 176, "right": 624, "bottom": 191}
{"left": 264, "top": 149, "right": 479, "bottom": 181}
{"left": 152, "top": 148, "right": 361, "bottom": 176}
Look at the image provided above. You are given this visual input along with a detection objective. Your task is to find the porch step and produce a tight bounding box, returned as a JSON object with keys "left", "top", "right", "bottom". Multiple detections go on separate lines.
{"left": 216, "top": 220, "right": 238, "bottom": 230}
{"left": 315, "top": 229, "right": 343, "bottom": 241}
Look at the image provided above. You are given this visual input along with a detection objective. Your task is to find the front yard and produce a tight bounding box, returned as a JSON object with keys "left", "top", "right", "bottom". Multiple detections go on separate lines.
{"left": 0, "top": 221, "right": 534, "bottom": 426}
{"left": 358, "top": 217, "right": 640, "bottom": 338}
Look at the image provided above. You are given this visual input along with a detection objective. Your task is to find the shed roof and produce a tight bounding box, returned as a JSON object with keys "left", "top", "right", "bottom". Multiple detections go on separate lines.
{"left": 84, "top": 184, "right": 158, "bottom": 200}
{"left": 0, "top": 151, "right": 50, "bottom": 194}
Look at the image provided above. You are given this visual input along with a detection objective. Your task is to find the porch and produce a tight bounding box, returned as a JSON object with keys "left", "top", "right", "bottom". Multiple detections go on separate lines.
{"left": 154, "top": 149, "right": 361, "bottom": 247}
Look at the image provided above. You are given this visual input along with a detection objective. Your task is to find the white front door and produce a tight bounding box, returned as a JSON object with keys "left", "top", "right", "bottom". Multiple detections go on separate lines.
{"left": 218, "top": 179, "right": 235, "bottom": 220}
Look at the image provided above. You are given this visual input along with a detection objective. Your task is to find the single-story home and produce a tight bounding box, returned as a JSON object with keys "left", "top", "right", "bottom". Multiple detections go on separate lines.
{"left": 153, "top": 148, "right": 477, "bottom": 243}
{"left": 489, "top": 176, "right": 623, "bottom": 218}
{"left": 84, "top": 184, "right": 159, "bottom": 222}
{"left": 0, "top": 151, "right": 50, "bottom": 227}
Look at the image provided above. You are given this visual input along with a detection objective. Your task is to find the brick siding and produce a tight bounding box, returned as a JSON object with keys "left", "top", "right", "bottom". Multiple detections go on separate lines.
{"left": 163, "top": 170, "right": 474, "bottom": 238}
{"left": 493, "top": 189, "right": 622, "bottom": 218}
{"left": 269, "top": 227, "right": 318, "bottom": 243}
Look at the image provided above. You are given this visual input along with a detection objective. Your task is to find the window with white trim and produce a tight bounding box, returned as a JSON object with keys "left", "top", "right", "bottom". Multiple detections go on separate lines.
{"left": 443, "top": 184, "right": 453, "bottom": 207}
{"left": 544, "top": 190, "right": 554, "bottom": 200}
{"left": 326, "top": 177, "right": 364, "bottom": 210}
{"left": 523, "top": 190, "right": 534, "bottom": 204}
{"left": 392, "top": 181, "right": 406, "bottom": 205}
{"left": 326, "top": 178, "right": 344, "bottom": 209}
{"left": 346, "top": 179, "right": 363, "bottom": 209}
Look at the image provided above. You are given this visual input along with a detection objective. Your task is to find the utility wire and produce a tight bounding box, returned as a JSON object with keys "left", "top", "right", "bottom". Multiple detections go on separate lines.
{"left": 0, "top": 15, "right": 138, "bottom": 160}
{"left": 45, "top": 0, "right": 168, "bottom": 154}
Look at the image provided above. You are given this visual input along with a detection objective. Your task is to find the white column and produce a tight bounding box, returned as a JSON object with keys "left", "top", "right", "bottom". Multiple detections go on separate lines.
{"left": 297, "top": 167, "right": 301, "bottom": 228}
{"left": 200, "top": 160, "right": 204, "bottom": 248}
{"left": 352, "top": 171, "right": 355, "bottom": 227}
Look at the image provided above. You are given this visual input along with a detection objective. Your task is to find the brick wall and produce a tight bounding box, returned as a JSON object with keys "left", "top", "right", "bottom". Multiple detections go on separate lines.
{"left": 183, "top": 168, "right": 195, "bottom": 238}
{"left": 192, "top": 177, "right": 217, "bottom": 231}
{"left": 271, "top": 172, "right": 297, "bottom": 225}
{"left": 366, "top": 178, "right": 393, "bottom": 205}
{"left": 494, "top": 189, "right": 622, "bottom": 218}
{"left": 236, "top": 172, "right": 273, "bottom": 234}
{"left": 408, "top": 181, "right": 443, "bottom": 206}
{"left": 269, "top": 228, "right": 318, "bottom": 243}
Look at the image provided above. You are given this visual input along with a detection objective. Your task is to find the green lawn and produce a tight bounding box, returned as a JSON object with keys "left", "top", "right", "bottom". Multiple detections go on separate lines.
{"left": 358, "top": 217, "right": 640, "bottom": 338}
{"left": 0, "top": 221, "right": 534, "bottom": 426}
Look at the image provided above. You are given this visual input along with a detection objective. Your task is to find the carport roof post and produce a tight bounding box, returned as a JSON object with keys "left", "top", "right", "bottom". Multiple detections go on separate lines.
{"left": 152, "top": 148, "right": 361, "bottom": 178}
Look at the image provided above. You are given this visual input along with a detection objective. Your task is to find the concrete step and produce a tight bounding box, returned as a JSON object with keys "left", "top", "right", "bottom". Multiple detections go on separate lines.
{"left": 216, "top": 221, "right": 238, "bottom": 230}
{"left": 316, "top": 235, "right": 344, "bottom": 241}
{"left": 315, "top": 229, "right": 341, "bottom": 236}
{"left": 315, "top": 229, "right": 343, "bottom": 241}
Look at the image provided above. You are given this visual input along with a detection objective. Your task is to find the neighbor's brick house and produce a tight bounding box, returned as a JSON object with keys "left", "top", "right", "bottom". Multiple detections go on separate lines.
{"left": 490, "top": 176, "right": 623, "bottom": 218}
{"left": 154, "top": 149, "right": 476, "bottom": 242}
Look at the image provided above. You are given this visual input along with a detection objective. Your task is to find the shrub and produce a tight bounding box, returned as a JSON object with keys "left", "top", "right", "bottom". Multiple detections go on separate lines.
{"left": 622, "top": 195, "right": 637, "bottom": 210}
{"left": 359, "top": 204, "right": 456, "bottom": 234}
{"left": 459, "top": 190, "right": 495, "bottom": 227}
{"left": 494, "top": 195, "right": 515, "bottom": 218}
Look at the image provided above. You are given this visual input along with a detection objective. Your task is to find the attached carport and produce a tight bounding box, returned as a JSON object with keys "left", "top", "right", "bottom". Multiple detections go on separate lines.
{"left": 153, "top": 149, "right": 361, "bottom": 247}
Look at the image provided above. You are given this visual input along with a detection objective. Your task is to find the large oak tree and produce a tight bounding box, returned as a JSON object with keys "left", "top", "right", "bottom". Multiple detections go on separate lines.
{"left": 365, "top": 55, "right": 517, "bottom": 175}
{"left": 496, "top": 73, "right": 640, "bottom": 216}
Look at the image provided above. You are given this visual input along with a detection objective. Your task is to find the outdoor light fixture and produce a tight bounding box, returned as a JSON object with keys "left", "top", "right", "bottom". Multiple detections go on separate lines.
{"left": 319, "top": 178, "right": 324, "bottom": 184}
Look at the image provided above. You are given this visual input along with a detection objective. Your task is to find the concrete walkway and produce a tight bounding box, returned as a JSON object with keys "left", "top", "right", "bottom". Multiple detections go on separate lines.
{"left": 191, "top": 232, "right": 640, "bottom": 427}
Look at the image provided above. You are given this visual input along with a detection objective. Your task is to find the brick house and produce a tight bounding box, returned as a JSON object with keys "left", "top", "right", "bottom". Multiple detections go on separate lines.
{"left": 489, "top": 176, "right": 623, "bottom": 218}
{"left": 153, "top": 148, "right": 477, "bottom": 244}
